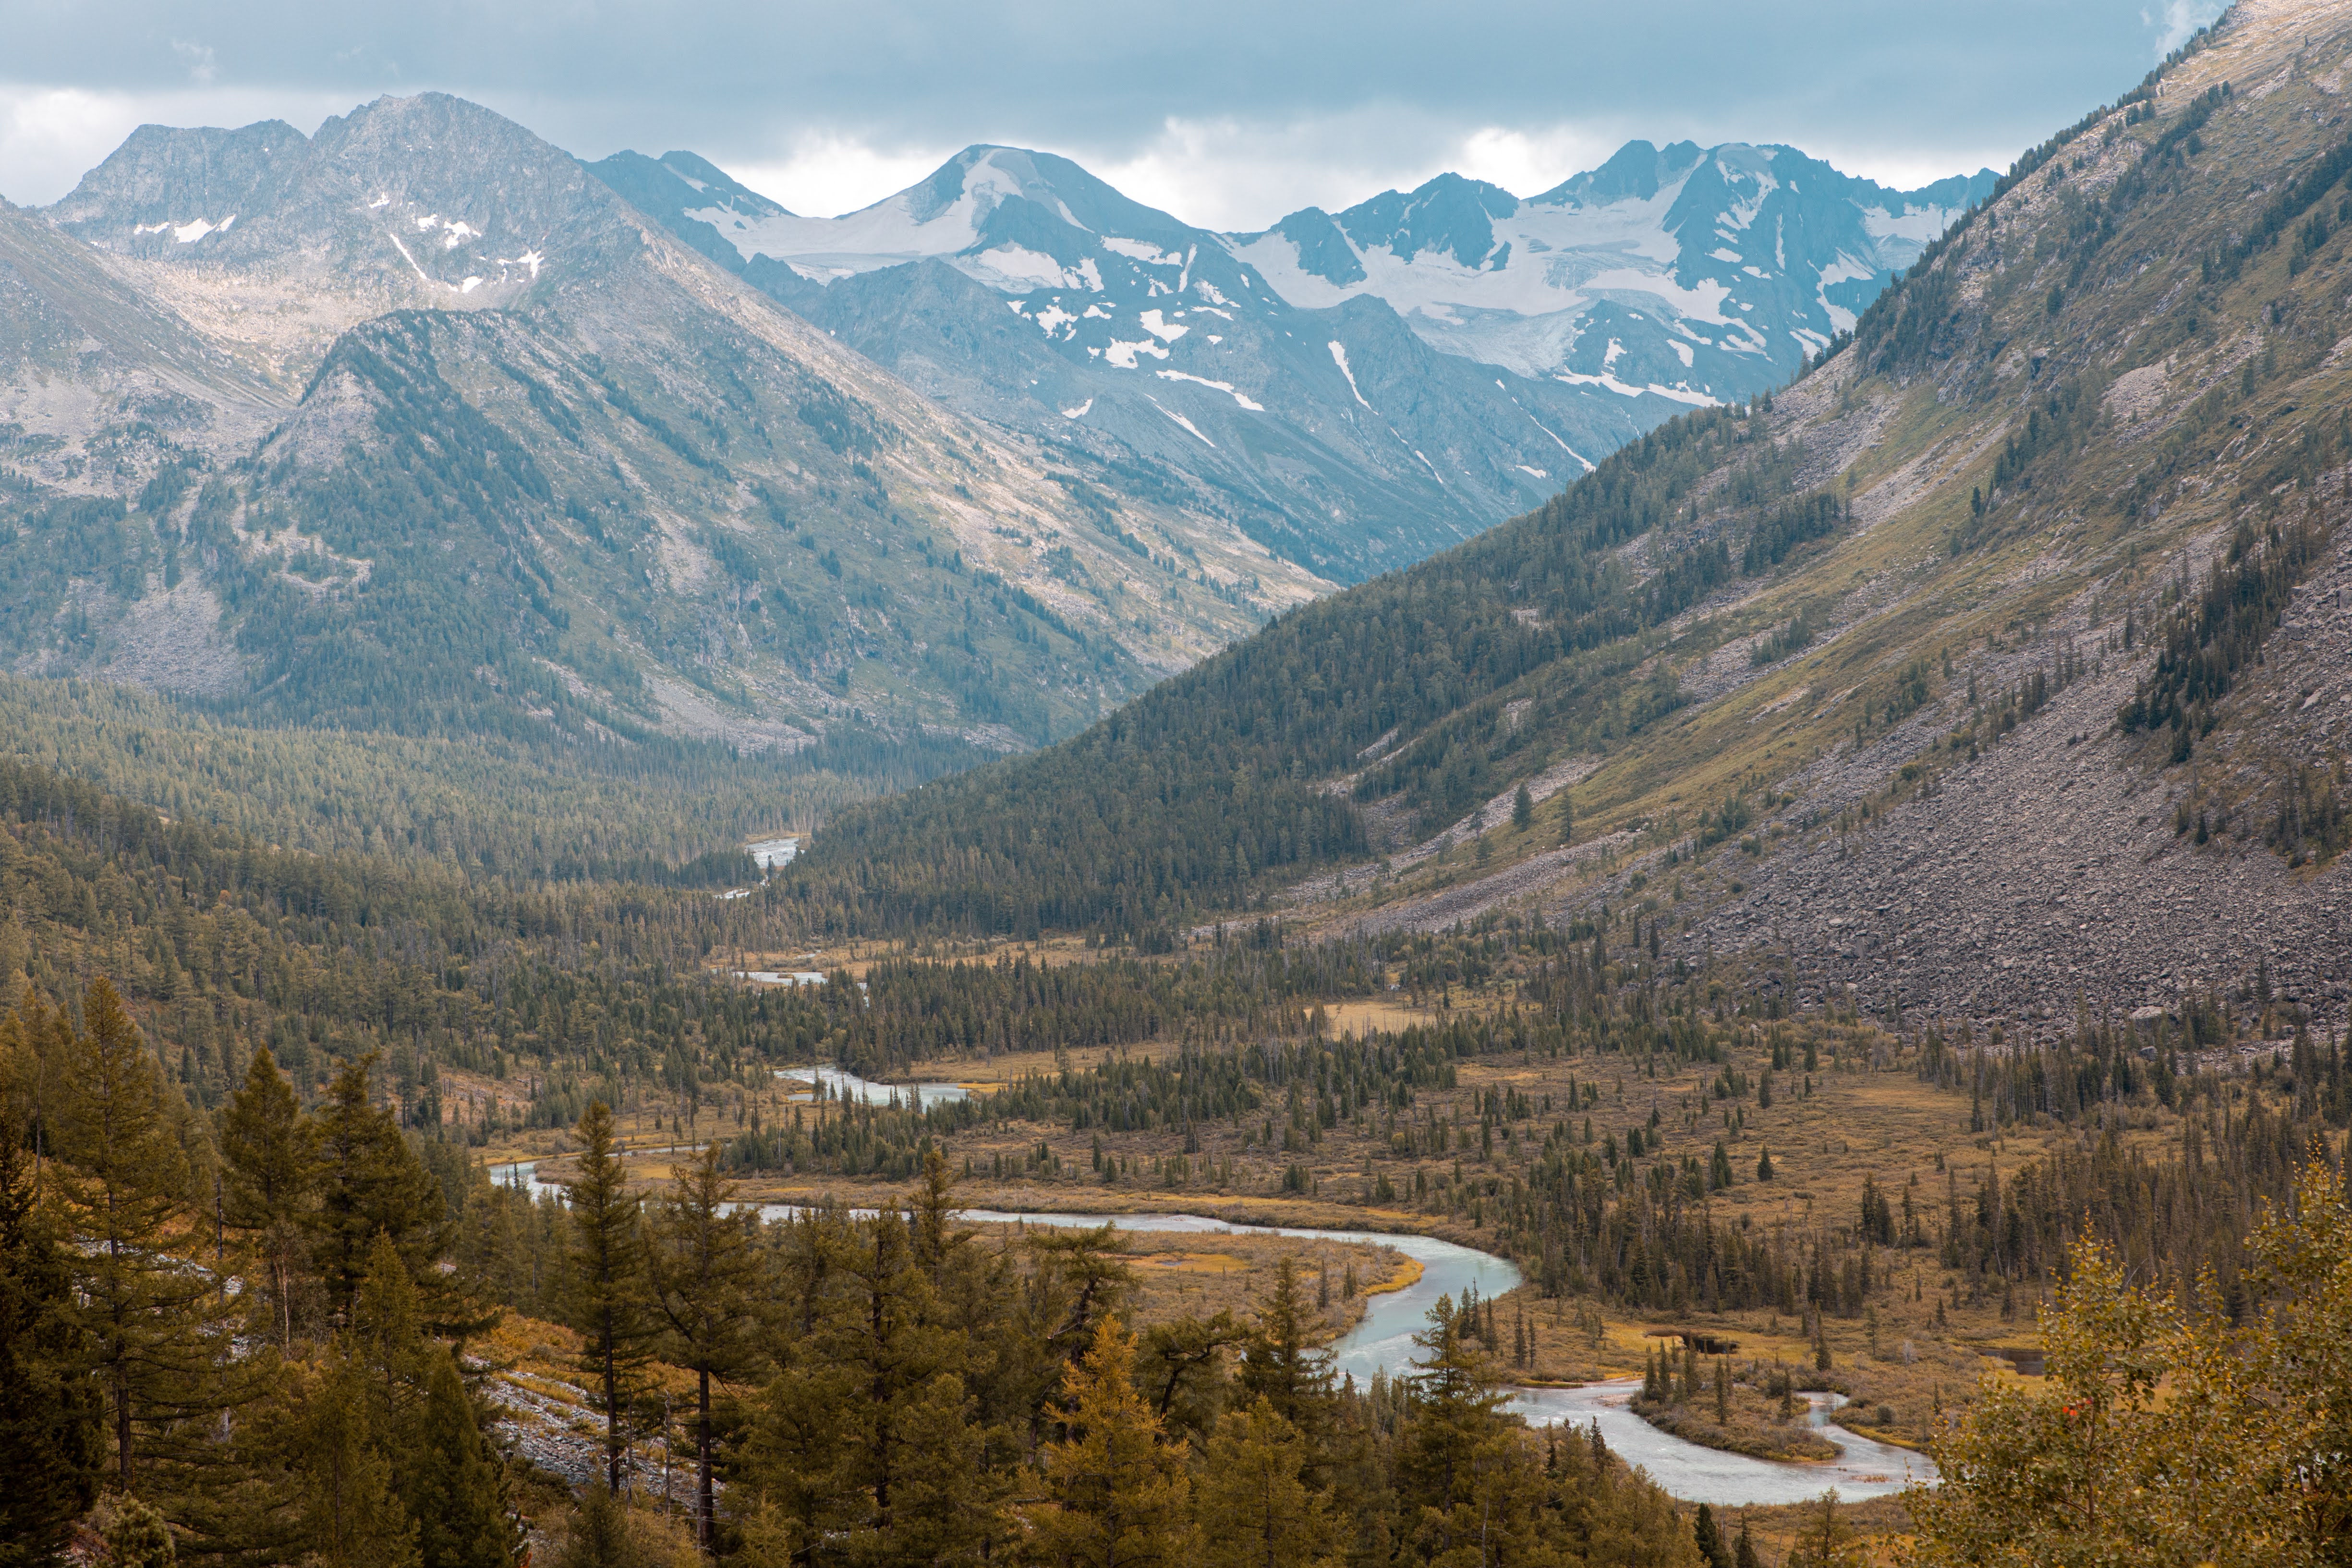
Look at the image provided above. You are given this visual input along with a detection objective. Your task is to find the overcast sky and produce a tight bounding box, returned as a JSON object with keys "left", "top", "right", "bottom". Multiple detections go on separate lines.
{"left": 0, "top": 0, "right": 2229, "bottom": 229}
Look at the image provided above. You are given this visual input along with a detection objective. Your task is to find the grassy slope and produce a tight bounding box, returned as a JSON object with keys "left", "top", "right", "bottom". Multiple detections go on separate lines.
{"left": 1243, "top": 5, "right": 2352, "bottom": 996}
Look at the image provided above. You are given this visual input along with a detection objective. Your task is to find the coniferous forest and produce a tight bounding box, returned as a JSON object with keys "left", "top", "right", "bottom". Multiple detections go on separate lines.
{"left": 9, "top": 717, "right": 2352, "bottom": 1566}
{"left": 25, "top": 7, "right": 2352, "bottom": 1565}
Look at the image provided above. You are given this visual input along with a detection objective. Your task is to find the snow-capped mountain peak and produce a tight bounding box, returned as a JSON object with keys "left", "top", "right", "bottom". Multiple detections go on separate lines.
{"left": 591, "top": 135, "right": 1987, "bottom": 584}
{"left": 1233, "top": 140, "right": 1994, "bottom": 392}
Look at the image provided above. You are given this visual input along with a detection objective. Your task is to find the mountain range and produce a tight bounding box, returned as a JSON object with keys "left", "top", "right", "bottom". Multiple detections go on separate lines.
{"left": 791, "top": 0, "right": 2352, "bottom": 1031}
{"left": 1, "top": 97, "right": 1976, "bottom": 775}
{"left": 1, "top": 95, "right": 1320, "bottom": 762}
{"left": 598, "top": 141, "right": 1992, "bottom": 580}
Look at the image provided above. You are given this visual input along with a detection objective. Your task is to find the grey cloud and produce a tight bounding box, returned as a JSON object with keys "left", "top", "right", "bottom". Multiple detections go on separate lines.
{"left": 0, "top": 0, "right": 2226, "bottom": 209}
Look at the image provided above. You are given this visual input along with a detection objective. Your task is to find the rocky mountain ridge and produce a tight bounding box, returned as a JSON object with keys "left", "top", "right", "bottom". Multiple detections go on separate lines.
{"left": 2, "top": 94, "right": 1323, "bottom": 758}
{"left": 593, "top": 145, "right": 1622, "bottom": 581}
{"left": 596, "top": 140, "right": 1990, "bottom": 582}
{"left": 1303, "top": 0, "right": 2352, "bottom": 1035}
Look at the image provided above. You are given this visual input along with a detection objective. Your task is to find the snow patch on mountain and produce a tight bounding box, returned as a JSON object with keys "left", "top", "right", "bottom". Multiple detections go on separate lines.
{"left": 1329, "top": 341, "right": 1372, "bottom": 408}
{"left": 1156, "top": 370, "right": 1264, "bottom": 411}
{"left": 134, "top": 216, "right": 235, "bottom": 243}
{"left": 1148, "top": 396, "right": 1215, "bottom": 447}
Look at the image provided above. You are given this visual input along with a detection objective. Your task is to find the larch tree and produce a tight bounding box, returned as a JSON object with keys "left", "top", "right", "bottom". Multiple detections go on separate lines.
{"left": 1197, "top": 1396, "right": 1340, "bottom": 1568}
{"left": 55, "top": 978, "right": 222, "bottom": 1493}
{"left": 220, "top": 1045, "right": 315, "bottom": 1349}
{"left": 0, "top": 1030, "right": 104, "bottom": 1565}
{"left": 1028, "top": 1315, "right": 1194, "bottom": 1568}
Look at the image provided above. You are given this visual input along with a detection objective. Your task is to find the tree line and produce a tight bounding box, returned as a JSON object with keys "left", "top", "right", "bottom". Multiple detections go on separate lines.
{"left": 2, "top": 975, "right": 1719, "bottom": 1568}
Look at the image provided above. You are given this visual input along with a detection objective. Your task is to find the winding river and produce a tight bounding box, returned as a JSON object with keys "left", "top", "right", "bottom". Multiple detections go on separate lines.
{"left": 495, "top": 1069, "right": 1936, "bottom": 1505}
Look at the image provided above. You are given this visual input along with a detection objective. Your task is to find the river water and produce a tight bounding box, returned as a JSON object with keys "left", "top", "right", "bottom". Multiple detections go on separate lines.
{"left": 775, "top": 1065, "right": 970, "bottom": 1110}
{"left": 495, "top": 1080, "right": 1936, "bottom": 1505}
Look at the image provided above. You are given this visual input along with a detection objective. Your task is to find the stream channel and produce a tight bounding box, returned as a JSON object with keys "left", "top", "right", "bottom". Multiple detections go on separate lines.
{"left": 498, "top": 1069, "right": 1935, "bottom": 1505}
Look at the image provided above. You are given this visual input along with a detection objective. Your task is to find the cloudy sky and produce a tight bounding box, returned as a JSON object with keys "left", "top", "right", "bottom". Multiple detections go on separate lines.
{"left": 0, "top": 0, "right": 2229, "bottom": 229}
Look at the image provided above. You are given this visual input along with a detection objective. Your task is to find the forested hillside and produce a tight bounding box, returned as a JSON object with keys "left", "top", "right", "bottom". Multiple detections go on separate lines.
{"left": 785, "top": 2, "right": 2352, "bottom": 1041}
{"left": 11, "top": 721, "right": 2352, "bottom": 1563}
{"left": 786, "top": 401, "right": 1801, "bottom": 939}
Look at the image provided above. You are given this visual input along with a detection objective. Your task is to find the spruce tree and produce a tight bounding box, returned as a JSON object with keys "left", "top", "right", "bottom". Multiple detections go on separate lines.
{"left": 567, "top": 1101, "right": 651, "bottom": 1494}
{"left": 879, "top": 1371, "right": 1008, "bottom": 1566}
{"left": 1693, "top": 1501, "right": 1732, "bottom": 1568}
{"left": 310, "top": 1056, "right": 441, "bottom": 1325}
{"left": 1395, "top": 1298, "right": 1528, "bottom": 1563}
{"left": 1236, "top": 1257, "right": 1336, "bottom": 1455}
{"left": 645, "top": 1145, "right": 761, "bottom": 1551}
{"left": 405, "top": 1348, "right": 513, "bottom": 1568}
{"left": 288, "top": 1348, "right": 421, "bottom": 1568}
{"left": 1512, "top": 783, "right": 1534, "bottom": 831}
{"left": 352, "top": 1233, "right": 429, "bottom": 1443}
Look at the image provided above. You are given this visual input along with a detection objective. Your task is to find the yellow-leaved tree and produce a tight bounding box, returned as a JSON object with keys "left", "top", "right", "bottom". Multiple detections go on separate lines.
{"left": 1906, "top": 1154, "right": 2352, "bottom": 1568}
{"left": 1025, "top": 1315, "right": 1194, "bottom": 1568}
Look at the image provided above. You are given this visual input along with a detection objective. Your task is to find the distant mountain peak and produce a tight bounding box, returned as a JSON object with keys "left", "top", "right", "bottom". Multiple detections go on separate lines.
{"left": 590, "top": 130, "right": 1989, "bottom": 588}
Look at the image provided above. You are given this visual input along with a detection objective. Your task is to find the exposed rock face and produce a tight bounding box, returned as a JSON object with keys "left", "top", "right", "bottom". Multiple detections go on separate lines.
{"left": 5, "top": 94, "right": 1327, "bottom": 748}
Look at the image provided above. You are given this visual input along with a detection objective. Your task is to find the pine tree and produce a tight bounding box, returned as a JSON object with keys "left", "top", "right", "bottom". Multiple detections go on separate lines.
{"left": 1734, "top": 1514, "right": 1759, "bottom": 1568}
{"left": 567, "top": 1101, "right": 651, "bottom": 1494}
{"left": 54, "top": 977, "right": 221, "bottom": 1493}
{"left": 1559, "top": 792, "right": 1575, "bottom": 847}
{"left": 1199, "top": 1397, "right": 1340, "bottom": 1568}
{"left": 1028, "top": 1315, "right": 1194, "bottom": 1568}
{"left": 1512, "top": 783, "right": 1534, "bottom": 831}
{"left": 220, "top": 1045, "right": 315, "bottom": 1349}
{"left": 0, "top": 1039, "right": 104, "bottom": 1566}
{"left": 1756, "top": 1146, "right": 1774, "bottom": 1182}
{"left": 646, "top": 1145, "right": 762, "bottom": 1552}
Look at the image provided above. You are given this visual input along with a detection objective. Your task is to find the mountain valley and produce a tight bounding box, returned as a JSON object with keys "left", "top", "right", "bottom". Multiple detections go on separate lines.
{"left": 792, "top": 0, "right": 2352, "bottom": 1040}
{"left": 12, "top": 9, "right": 2352, "bottom": 1568}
